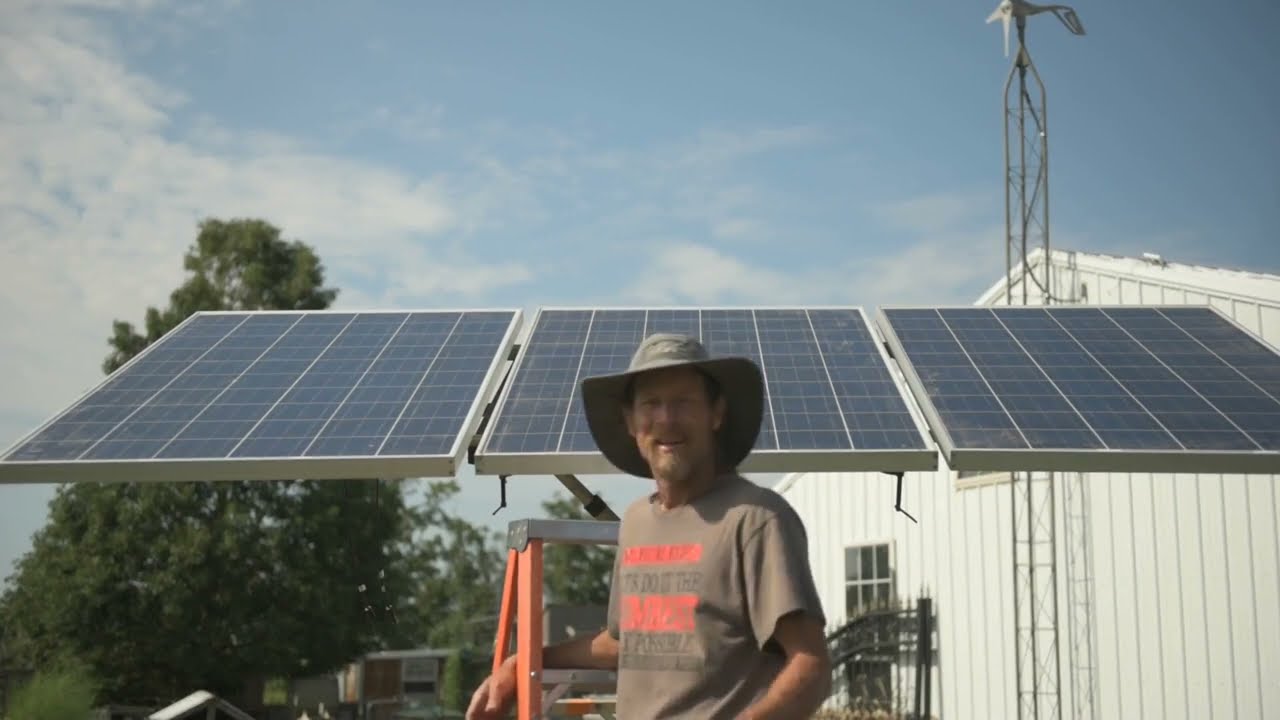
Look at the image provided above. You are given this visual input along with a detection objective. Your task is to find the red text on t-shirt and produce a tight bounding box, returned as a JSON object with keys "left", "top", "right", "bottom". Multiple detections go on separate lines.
{"left": 620, "top": 593, "right": 698, "bottom": 632}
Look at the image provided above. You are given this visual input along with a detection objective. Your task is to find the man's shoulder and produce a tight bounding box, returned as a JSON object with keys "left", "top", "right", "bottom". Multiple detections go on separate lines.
{"left": 720, "top": 474, "right": 804, "bottom": 532}
{"left": 620, "top": 492, "right": 654, "bottom": 519}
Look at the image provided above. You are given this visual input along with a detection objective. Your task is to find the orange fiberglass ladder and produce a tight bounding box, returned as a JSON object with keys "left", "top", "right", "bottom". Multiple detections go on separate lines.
{"left": 491, "top": 517, "right": 620, "bottom": 720}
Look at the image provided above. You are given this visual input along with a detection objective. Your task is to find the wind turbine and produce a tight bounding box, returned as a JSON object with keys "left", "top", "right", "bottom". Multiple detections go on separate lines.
{"left": 988, "top": 0, "right": 1085, "bottom": 306}
{"left": 988, "top": 3, "right": 1090, "bottom": 720}
{"left": 988, "top": 0, "right": 1086, "bottom": 57}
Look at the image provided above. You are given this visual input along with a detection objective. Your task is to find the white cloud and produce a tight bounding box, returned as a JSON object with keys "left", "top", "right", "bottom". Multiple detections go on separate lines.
{"left": 619, "top": 243, "right": 803, "bottom": 305}
{"left": 0, "top": 0, "right": 532, "bottom": 441}
{"left": 617, "top": 189, "right": 1006, "bottom": 308}
{"left": 873, "top": 189, "right": 999, "bottom": 235}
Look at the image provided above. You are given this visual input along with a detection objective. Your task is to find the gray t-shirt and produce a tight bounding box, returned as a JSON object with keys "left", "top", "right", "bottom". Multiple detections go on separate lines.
{"left": 606, "top": 473, "right": 827, "bottom": 718}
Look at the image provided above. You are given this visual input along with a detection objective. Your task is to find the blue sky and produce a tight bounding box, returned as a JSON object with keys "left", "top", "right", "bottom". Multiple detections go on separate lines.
{"left": 1, "top": 0, "right": 1276, "bottom": 581}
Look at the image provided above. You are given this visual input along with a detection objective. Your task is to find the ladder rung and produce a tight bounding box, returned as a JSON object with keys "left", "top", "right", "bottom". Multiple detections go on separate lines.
{"left": 543, "top": 669, "right": 617, "bottom": 689}
{"left": 553, "top": 698, "right": 618, "bottom": 716}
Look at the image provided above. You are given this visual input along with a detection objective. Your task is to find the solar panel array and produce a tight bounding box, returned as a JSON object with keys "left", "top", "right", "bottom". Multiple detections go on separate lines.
{"left": 6, "top": 302, "right": 1277, "bottom": 483}
{"left": 473, "top": 307, "right": 936, "bottom": 475}
{"left": 877, "top": 306, "right": 1280, "bottom": 473}
{"left": 0, "top": 310, "right": 520, "bottom": 483}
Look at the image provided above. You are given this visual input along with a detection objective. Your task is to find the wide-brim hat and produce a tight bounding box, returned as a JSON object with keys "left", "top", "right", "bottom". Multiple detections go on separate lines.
{"left": 580, "top": 333, "right": 764, "bottom": 478}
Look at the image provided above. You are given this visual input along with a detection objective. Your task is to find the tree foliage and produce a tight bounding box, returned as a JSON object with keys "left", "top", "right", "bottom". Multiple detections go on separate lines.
{"left": 0, "top": 219, "right": 423, "bottom": 706}
{"left": 540, "top": 493, "right": 617, "bottom": 607}
{"left": 102, "top": 218, "right": 337, "bottom": 374}
{"left": 403, "top": 482, "right": 505, "bottom": 650}
{"left": 440, "top": 650, "right": 463, "bottom": 712}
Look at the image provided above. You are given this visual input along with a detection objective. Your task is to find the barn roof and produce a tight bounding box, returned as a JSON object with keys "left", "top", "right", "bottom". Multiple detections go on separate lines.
{"left": 977, "top": 247, "right": 1280, "bottom": 307}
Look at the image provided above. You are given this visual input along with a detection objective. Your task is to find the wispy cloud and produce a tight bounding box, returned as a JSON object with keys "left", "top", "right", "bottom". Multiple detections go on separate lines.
{"left": 0, "top": 0, "right": 532, "bottom": 434}
{"left": 615, "top": 187, "right": 1006, "bottom": 308}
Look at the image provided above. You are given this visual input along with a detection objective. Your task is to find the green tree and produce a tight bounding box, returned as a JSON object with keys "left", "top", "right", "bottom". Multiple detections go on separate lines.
{"left": 0, "top": 219, "right": 416, "bottom": 706}
{"left": 440, "top": 650, "right": 463, "bottom": 711}
{"left": 540, "top": 493, "right": 617, "bottom": 606}
{"left": 404, "top": 482, "right": 505, "bottom": 650}
{"left": 102, "top": 217, "right": 337, "bottom": 374}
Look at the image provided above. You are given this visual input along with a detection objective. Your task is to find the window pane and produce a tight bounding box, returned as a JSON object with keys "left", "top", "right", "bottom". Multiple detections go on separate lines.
{"left": 846, "top": 547, "right": 860, "bottom": 581}
{"left": 876, "top": 545, "right": 889, "bottom": 580}
{"left": 861, "top": 546, "right": 873, "bottom": 581}
{"left": 846, "top": 585, "right": 859, "bottom": 617}
{"left": 876, "top": 581, "right": 890, "bottom": 607}
{"left": 861, "top": 584, "right": 875, "bottom": 611}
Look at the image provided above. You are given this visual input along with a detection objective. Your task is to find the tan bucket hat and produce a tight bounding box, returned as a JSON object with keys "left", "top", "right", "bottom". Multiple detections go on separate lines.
{"left": 580, "top": 333, "right": 765, "bottom": 478}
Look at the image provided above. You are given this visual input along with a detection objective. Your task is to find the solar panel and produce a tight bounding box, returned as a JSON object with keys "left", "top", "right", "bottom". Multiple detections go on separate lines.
{"left": 876, "top": 305, "right": 1280, "bottom": 473}
{"left": 473, "top": 307, "right": 936, "bottom": 476}
{"left": 0, "top": 309, "right": 522, "bottom": 483}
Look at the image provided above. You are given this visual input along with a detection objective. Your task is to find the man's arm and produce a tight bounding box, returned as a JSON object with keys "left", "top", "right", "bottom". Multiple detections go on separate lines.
{"left": 472, "top": 629, "right": 619, "bottom": 719}
{"left": 739, "top": 505, "right": 832, "bottom": 720}
{"left": 490, "top": 627, "right": 620, "bottom": 677}
{"left": 739, "top": 611, "right": 831, "bottom": 720}
{"left": 543, "top": 627, "right": 620, "bottom": 670}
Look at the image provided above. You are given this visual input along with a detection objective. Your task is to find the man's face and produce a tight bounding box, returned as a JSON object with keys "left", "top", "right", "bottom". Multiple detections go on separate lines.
{"left": 623, "top": 365, "right": 726, "bottom": 484}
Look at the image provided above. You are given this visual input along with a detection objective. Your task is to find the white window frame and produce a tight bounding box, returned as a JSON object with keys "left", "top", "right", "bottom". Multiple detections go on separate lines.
{"left": 843, "top": 539, "right": 896, "bottom": 621}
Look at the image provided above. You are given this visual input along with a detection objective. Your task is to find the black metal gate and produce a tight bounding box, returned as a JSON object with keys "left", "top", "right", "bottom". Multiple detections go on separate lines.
{"left": 825, "top": 595, "right": 934, "bottom": 719}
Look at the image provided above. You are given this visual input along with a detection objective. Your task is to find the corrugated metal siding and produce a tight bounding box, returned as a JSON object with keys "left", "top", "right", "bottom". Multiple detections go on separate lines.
{"left": 784, "top": 467, "right": 1016, "bottom": 718}
{"left": 1001, "top": 251, "right": 1280, "bottom": 719}
{"left": 780, "top": 250, "right": 1280, "bottom": 719}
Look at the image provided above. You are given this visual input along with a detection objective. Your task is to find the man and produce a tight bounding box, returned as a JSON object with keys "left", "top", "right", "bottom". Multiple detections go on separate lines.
{"left": 467, "top": 333, "right": 831, "bottom": 719}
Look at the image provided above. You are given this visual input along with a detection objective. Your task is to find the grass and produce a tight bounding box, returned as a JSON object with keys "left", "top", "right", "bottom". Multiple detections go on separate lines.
{"left": 4, "top": 665, "right": 97, "bottom": 720}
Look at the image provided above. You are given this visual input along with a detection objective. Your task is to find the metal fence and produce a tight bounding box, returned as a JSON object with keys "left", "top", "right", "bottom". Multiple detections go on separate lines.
{"left": 825, "top": 596, "right": 934, "bottom": 720}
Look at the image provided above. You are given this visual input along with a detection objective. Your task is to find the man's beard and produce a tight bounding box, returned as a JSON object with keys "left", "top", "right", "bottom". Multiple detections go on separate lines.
{"left": 652, "top": 449, "right": 699, "bottom": 485}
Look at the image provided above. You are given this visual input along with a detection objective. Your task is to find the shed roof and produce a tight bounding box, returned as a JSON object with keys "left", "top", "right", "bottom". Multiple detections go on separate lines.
{"left": 147, "top": 691, "right": 253, "bottom": 720}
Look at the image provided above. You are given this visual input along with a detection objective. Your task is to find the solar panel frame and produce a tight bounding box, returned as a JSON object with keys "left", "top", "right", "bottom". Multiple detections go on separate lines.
{"left": 473, "top": 305, "right": 938, "bottom": 476}
{"left": 875, "top": 304, "right": 1280, "bottom": 474}
{"left": 0, "top": 308, "right": 523, "bottom": 484}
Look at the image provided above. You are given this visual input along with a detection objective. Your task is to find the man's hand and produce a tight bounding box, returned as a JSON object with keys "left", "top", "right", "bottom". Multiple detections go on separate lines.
{"left": 739, "top": 611, "right": 832, "bottom": 720}
{"left": 466, "top": 655, "right": 517, "bottom": 720}
{"left": 465, "top": 630, "right": 619, "bottom": 719}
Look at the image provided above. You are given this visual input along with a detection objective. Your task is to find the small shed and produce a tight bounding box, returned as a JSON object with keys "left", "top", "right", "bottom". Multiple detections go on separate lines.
{"left": 147, "top": 690, "right": 254, "bottom": 720}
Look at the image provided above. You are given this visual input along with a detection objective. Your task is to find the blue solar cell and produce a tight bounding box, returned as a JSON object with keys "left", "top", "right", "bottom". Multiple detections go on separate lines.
{"left": 879, "top": 306, "right": 1280, "bottom": 470}
{"left": 478, "top": 307, "right": 933, "bottom": 474}
{"left": 5, "top": 314, "right": 248, "bottom": 461}
{"left": 302, "top": 313, "right": 462, "bottom": 457}
{"left": 1100, "top": 307, "right": 1280, "bottom": 450}
{"left": 882, "top": 309, "right": 1026, "bottom": 450}
{"left": 2, "top": 310, "right": 519, "bottom": 478}
{"left": 642, "top": 309, "right": 700, "bottom": 338}
{"left": 231, "top": 313, "right": 416, "bottom": 458}
{"left": 755, "top": 309, "right": 851, "bottom": 451}
{"left": 1046, "top": 308, "right": 1261, "bottom": 450}
{"left": 946, "top": 309, "right": 1103, "bottom": 450}
{"left": 559, "top": 311, "right": 646, "bottom": 452}
{"left": 808, "top": 310, "right": 943, "bottom": 451}
{"left": 157, "top": 313, "right": 353, "bottom": 459}
{"left": 699, "top": 309, "right": 778, "bottom": 451}
{"left": 484, "top": 310, "right": 593, "bottom": 454}
{"left": 377, "top": 311, "right": 518, "bottom": 457}
{"left": 992, "top": 308, "right": 1182, "bottom": 450}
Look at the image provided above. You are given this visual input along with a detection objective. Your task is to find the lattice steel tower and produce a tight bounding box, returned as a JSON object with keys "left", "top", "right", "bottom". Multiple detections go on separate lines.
{"left": 986, "top": 1, "right": 1089, "bottom": 719}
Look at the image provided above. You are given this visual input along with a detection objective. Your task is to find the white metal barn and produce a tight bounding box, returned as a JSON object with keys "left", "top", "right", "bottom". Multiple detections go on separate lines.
{"left": 776, "top": 248, "right": 1280, "bottom": 719}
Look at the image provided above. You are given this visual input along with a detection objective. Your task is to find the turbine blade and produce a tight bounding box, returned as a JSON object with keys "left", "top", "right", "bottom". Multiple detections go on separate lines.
{"left": 1055, "top": 7, "right": 1086, "bottom": 35}
{"left": 1003, "top": 15, "right": 1011, "bottom": 56}
{"left": 986, "top": 6, "right": 1004, "bottom": 23}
